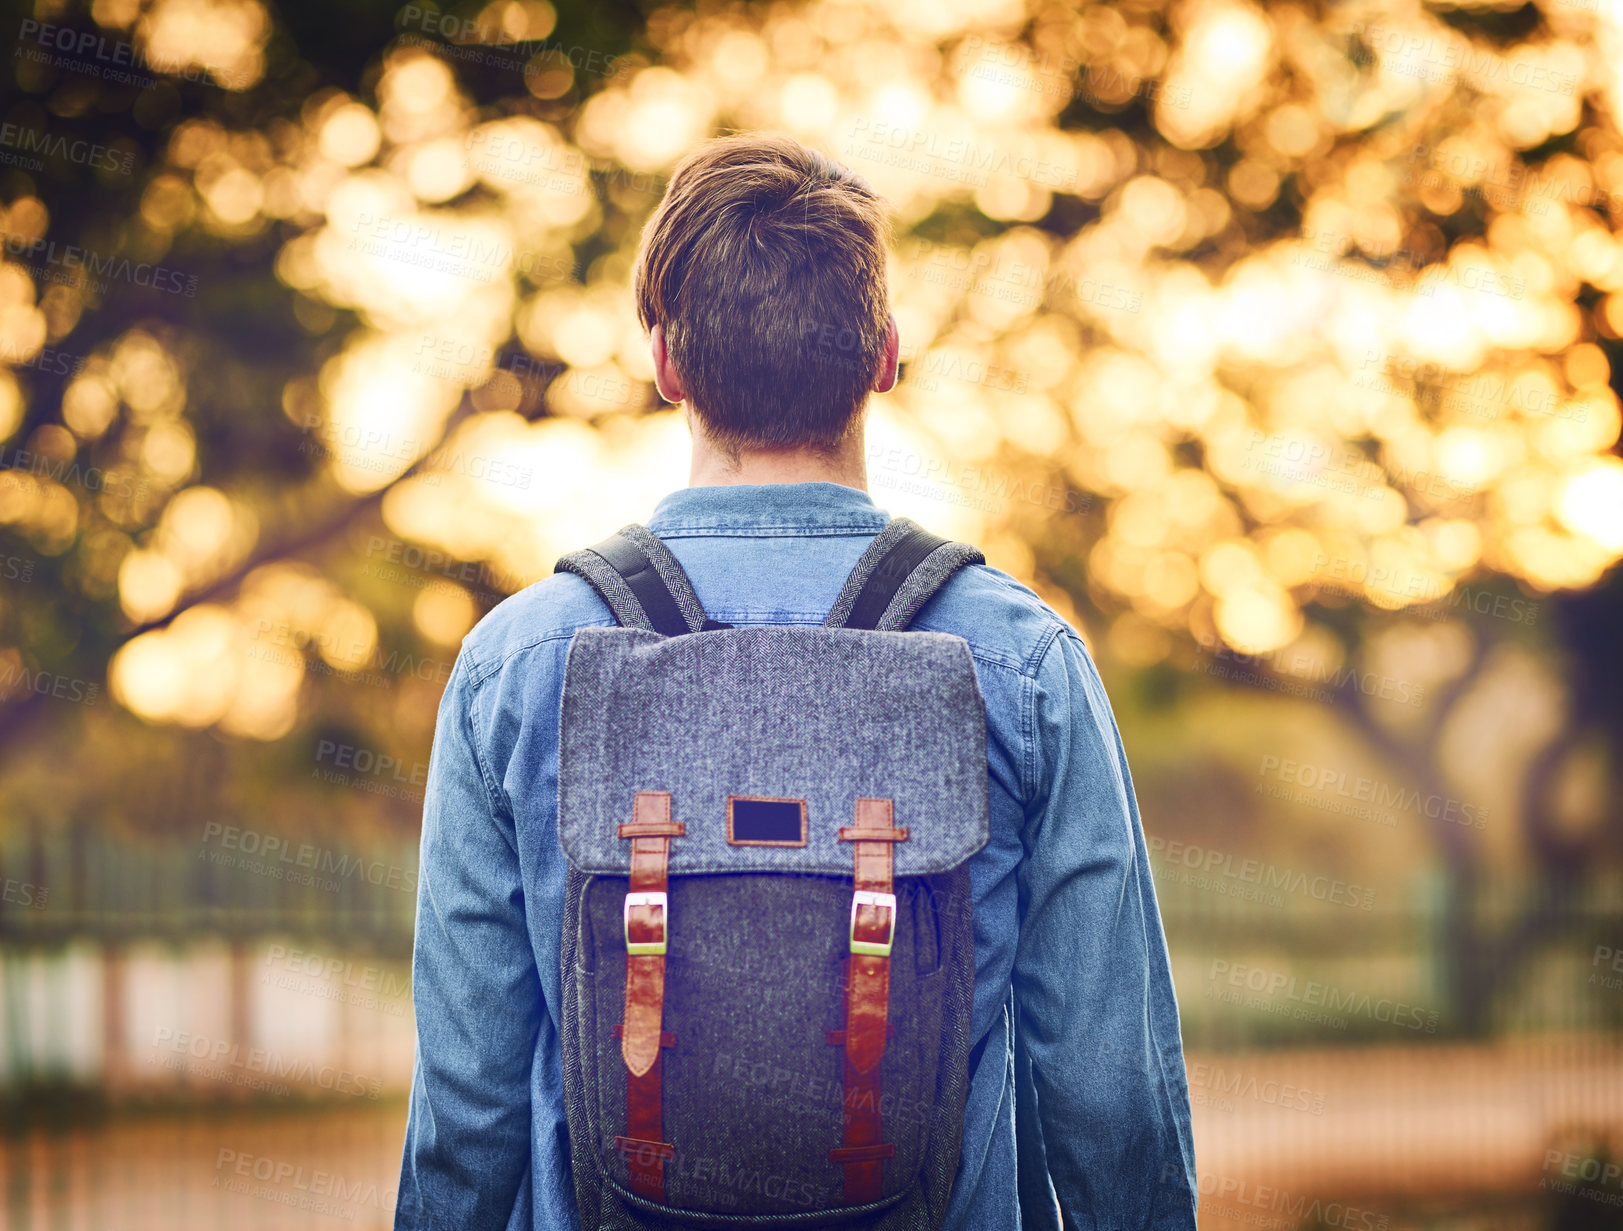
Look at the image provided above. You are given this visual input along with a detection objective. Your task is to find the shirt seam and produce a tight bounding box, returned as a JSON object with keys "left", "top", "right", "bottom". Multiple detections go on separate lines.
{"left": 459, "top": 665, "right": 514, "bottom": 819}
{"left": 1022, "top": 625, "right": 1068, "bottom": 803}
{"left": 1025, "top": 617, "right": 1068, "bottom": 676}
{"left": 907, "top": 622, "right": 1037, "bottom": 675}
{"left": 706, "top": 612, "right": 830, "bottom": 623}
{"left": 465, "top": 623, "right": 615, "bottom": 688}
{"left": 646, "top": 522, "right": 889, "bottom": 538}
{"left": 912, "top": 566, "right": 1070, "bottom": 677}
{"left": 1020, "top": 667, "right": 1039, "bottom": 805}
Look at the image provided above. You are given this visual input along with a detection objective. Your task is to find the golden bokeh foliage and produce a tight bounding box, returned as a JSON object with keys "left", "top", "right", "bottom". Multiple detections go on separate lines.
{"left": 0, "top": 0, "right": 1619, "bottom": 738}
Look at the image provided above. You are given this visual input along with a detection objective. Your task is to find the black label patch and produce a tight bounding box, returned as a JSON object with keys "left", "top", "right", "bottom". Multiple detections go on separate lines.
{"left": 727, "top": 796, "right": 808, "bottom": 846}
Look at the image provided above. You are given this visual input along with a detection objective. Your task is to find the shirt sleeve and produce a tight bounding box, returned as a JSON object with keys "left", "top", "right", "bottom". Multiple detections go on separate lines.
{"left": 395, "top": 651, "right": 541, "bottom": 1229}
{"left": 1012, "top": 629, "right": 1197, "bottom": 1230}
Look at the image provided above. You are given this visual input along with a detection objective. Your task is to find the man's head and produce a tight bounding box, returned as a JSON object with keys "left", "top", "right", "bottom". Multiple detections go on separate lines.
{"left": 634, "top": 134, "right": 897, "bottom": 459}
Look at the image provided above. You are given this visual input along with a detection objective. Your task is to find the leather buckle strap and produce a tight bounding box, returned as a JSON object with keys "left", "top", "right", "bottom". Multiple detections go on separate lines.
{"left": 829, "top": 797, "right": 905, "bottom": 1204}
{"left": 618, "top": 818, "right": 686, "bottom": 839}
{"left": 849, "top": 890, "right": 896, "bottom": 957}
{"left": 624, "top": 891, "right": 668, "bottom": 956}
{"left": 620, "top": 791, "right": 677, "bottom": 1202}
{"left": 830, "top": 956, "right": 898, "bottom": 1204}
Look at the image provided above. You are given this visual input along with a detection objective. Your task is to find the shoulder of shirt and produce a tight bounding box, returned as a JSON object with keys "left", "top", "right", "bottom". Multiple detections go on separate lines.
{"left": 452, "top": 557, "right": 1083, "bottom": 687}
{"left": 455, "top": 571, "right": 613, "bottom": 686}
{"left": 912, "top": 561, "right": 1084, "bottom": 680}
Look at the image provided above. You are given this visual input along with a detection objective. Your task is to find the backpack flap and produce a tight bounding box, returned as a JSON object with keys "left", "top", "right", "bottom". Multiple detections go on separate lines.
{"left": 557, "top": 625, "right": 990, "bottom": 878}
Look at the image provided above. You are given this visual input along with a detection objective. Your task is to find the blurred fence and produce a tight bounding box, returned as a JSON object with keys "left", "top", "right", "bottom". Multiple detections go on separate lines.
{"left": 0, "top": 818, "right": 416, "bottom": 955}
{"left": 0, "top": 820, "right": 417, "bottom": 1098}
{"left": 2, "top": 821, "right": 1622, "bottom": 1092}
{"left": 3, "top": 823, "right": 1623, "bottom": 1226}
{"left": 1154, "top": 863, "right": 1623, "bottom": 1045}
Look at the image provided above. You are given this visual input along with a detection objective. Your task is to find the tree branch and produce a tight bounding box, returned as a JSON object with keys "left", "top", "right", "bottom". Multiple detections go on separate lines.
{"left": 0, "top": 397, "right": 483, "bottom": 767}
{"left": 128, "top": 394, "right": 476, "bottom": 640}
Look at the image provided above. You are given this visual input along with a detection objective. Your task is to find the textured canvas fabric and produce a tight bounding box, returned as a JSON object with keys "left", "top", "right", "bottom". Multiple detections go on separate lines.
{"left": 563, "top": 869, "right": 974, "bottom": 1228}
{"left": 556, "top": 613, "right": 985, "bottom": 1227}
{"left": 554, "top": 543, "right": 664, "bottom": 634}
{"left": 556, "top": 525, "right": 717, "bottom": 636}
{"left": 820, "top": 520, "right": 986, "bottom": 633}
{"left": 557, "top": 627, "right": 990, "bottom": 878}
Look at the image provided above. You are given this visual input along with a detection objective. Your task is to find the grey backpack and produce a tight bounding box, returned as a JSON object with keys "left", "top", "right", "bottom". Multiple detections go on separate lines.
{"left": 552, "top": 517, "right": 993, "bottom": 1229}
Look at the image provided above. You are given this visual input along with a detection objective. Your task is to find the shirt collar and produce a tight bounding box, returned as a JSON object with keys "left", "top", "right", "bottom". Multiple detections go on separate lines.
{"left": 645, "top": 481, "right": 891, "bottom": 536}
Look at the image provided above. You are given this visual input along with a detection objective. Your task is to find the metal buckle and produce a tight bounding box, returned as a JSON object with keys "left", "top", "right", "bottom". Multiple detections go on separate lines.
{"left": 624, "top": 890, "right": 668, "bottom": 956}
{"left": 849, "top": 889, "right": 896, "bottom": 957}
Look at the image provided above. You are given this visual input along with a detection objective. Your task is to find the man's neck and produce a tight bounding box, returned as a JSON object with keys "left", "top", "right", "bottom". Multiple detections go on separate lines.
{"left": 686, "top": 420, "right": 868, "bottom": 491}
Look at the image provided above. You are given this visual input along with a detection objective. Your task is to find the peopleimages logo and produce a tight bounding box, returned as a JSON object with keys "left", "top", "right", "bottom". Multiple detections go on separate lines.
{"left": 1593, "top": 944, "right": 1623, "bottom": 992}
{"left": 199, "top": 821, "right": 419, "bottom": 894}
{"left": 1309, "top": 551, "right": 1541, "bottom": 627}
{"left": 1542, "top": 1149, "right": 1623, "bottom": 1207}
{"left": 1257, "top": 755, "right": 1488, "bottom": 831}
{"left": 1196, "top": 633, "right": 1427, "bottom": 709}
{"left": 1147, "top": 835, "right": 1376, "bottom": 910}
{"left": 1, "top": 877, "right": 48, "bottom": 910}
{"left": 1353, "top": 23, "right": 1578, "bottom": 96}
{"left": 0, "top": 230, "right": 196, "bottom": 296}
{"left": 1162, "top": 1164, "right": 1391, "bottom": 1231}
{"left": 214, "top": 1148, "right": 397, "bottom": 1218}
{"left": 15, "top": 17, "right": 249, "bottom": 84}
{"left": 261, "top": 944, "right": 412, "bottom": 1017}
{"left": 1185, "top": 1061, "right": 1327, "bottom": 1115}
{"left": 0, "top": 443, "right": 151, "bottom": 500}
{"left": 1207, "top": 959, "right": 1440, "bottom": 1033}
{"left": 150, "top": 1027, "right": 383, "bottom": 1097}
{"left": 0, "top": 122, "right": 134, "bottom": 174}
{"left": 0, "top": 658, "right": 99, "bottom": 707}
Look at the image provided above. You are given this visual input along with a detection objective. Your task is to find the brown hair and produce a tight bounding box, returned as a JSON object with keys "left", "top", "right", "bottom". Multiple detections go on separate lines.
{"left": 633, "top": 134, "right": 891, "bottom": 454}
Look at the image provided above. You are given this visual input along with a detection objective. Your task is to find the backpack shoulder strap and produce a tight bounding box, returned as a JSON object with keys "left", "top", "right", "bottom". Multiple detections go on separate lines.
{"left": 823, "top": 517, "right": 985, "bottom": 632}
{"left": 555, "top": 524, "right": 730, "bottom": 636}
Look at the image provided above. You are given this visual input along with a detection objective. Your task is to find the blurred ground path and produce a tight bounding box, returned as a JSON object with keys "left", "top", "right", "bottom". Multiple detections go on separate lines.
{"left": 2, "top": 1038, "right": 1621, "bottom": 1228}
{"left": 1, "top": 1100, "right": 407, "bottom": 1230}
{"left": 1189, "top": 1035, "right": 1623, "bottom": 1228}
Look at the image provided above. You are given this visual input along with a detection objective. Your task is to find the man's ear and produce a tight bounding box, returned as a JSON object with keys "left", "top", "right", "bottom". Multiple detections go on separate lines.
{"left": 871, "top": 314, "right": 900, "bottom": 395}
{"left": 650, "top": 324, "right": 686, "bottom": 404}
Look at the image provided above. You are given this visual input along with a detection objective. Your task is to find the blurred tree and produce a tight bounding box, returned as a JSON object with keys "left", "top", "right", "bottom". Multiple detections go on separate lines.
{"left": 1, "top": 0, "right": 1620, "bottom": 1031}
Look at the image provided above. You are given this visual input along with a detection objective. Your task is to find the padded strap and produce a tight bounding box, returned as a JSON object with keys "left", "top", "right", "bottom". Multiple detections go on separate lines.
{"left": 555, "top": 524, "right": 729, "bottom": 636}
{"left": 829, "top": 797, "right": 905, "bottom": 1203}
{"left": 616, "top": 791, "right": 678, "bottom": 1202}
{"left": 824, "top": 517, "right": 985, "bottom": 632}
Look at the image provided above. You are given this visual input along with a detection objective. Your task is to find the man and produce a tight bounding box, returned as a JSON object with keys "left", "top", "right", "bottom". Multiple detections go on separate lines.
{"left": 395, "top": 134, "right": 1196, "bottom": 1230}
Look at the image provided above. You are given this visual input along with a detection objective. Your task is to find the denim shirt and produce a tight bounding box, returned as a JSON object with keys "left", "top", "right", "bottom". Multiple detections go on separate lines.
{"left": 395, "top": 481, "right": 1197, "bottom": 1230}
